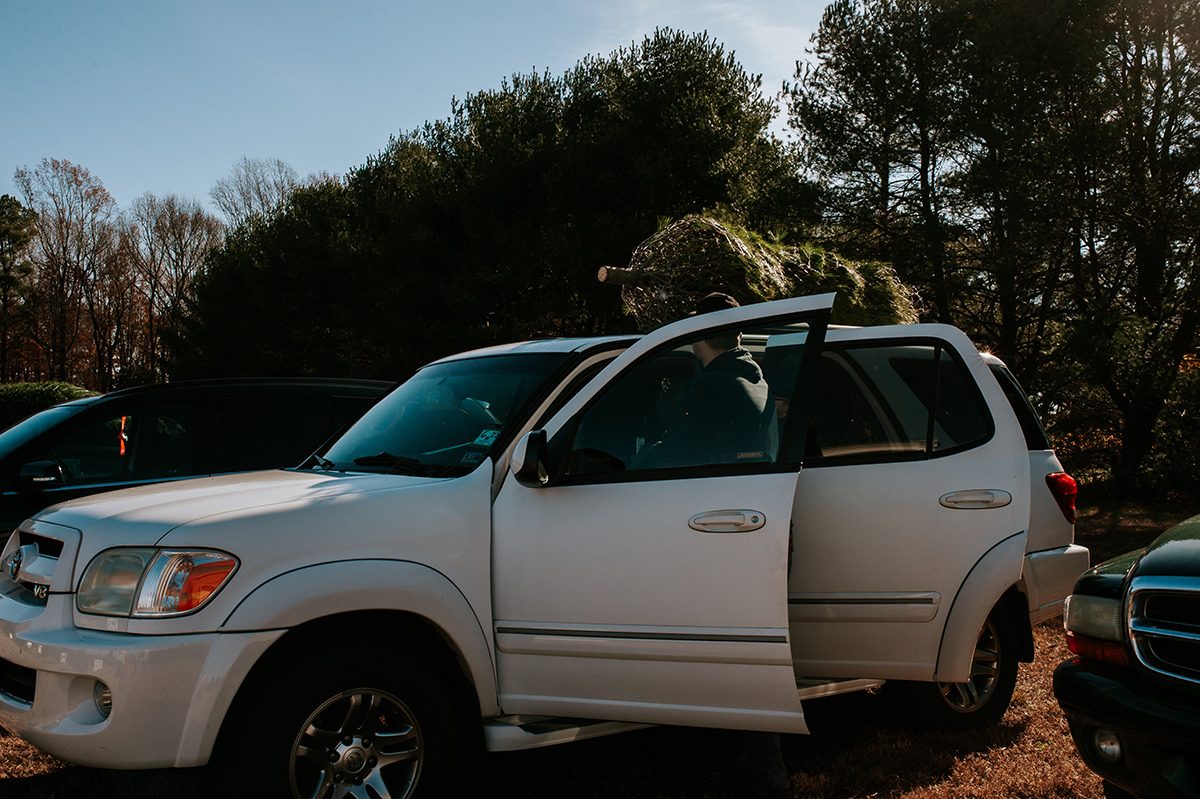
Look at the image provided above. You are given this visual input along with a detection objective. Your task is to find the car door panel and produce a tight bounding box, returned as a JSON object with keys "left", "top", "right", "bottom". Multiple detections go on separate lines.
{"left": 491, "top": 294, "right": 834, "bottom": 732}
{"left": 787, "top": 326, "right": 1030, "bottom": 682}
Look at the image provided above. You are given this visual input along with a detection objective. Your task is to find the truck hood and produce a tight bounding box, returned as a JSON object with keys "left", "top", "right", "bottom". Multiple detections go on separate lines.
{"left": 34, "top": 469, "right": 435, "bottom": 546}
{"left": 1074, "top": 513, "right": 1200, "bottom": 598}
{"left": 1131, "top": 513, "right": 1200, "bottom": 580}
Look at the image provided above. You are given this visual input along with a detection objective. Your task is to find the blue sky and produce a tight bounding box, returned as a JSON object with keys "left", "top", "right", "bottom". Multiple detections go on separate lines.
{"left": 2, "top": 0, "right": 827, "bottom": 214}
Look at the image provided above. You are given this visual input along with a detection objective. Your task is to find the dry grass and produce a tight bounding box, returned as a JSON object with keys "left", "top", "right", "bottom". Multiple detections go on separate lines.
{"left": 1, "top": 502, "right": 1191, "bottom": 798}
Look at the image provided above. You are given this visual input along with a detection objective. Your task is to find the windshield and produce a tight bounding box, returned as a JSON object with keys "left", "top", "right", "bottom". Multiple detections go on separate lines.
{"left": 317, "top": 353, "right": 568, "bottom": 477}
{"left": 0, "top": 405, "right": 86, "bottom": 455}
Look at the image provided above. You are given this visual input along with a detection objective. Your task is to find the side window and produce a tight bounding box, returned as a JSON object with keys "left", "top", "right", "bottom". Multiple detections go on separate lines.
{"left": 329, "top": 394, "right": 380, "bottom": 425}
{"left": 988, "top": 364, "right": 1051, "bottom": 450}
{"left": 805, "top": 342, "right": 992, "bottom": 465}
{"left": 43, "top": 404, "right": 193, "bottom": 486}
{"left": 564, "top": 320, "right": 811, "bottom": 477}
{"left": 213, "top": 396, "right": 337, "bottom": 472}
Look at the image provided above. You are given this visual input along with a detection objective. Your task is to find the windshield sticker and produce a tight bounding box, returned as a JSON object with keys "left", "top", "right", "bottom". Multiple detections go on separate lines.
{"left": 472, "top": 429, "right": 500, "bottom": 447}
{"left": 460, "top": 451, "right": 485, "bottom": 465}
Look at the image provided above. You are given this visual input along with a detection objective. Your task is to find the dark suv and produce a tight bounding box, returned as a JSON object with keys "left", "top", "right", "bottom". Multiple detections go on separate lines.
{"left": 0, "top": 378, "right": 390, "bottom": 534}
{"left": 1053, "top": 514, "right": 1200, "bottom": 799}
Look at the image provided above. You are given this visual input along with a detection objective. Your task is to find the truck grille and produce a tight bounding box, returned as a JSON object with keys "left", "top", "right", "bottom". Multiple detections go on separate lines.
{"left": 1, "top": 529, "right": 64, "bottom": 607}
{"left": 1128, "top": 576, "right": 1200, "bottom": 687}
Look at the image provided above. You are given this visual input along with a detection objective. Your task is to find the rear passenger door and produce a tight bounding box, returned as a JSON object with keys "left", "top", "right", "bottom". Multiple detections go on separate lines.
{"left": 787, "top": 325, "right": 1029, "bottom": 682}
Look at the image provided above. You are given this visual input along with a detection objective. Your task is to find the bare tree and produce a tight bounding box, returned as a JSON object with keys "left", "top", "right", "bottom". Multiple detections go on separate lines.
{"left": 82, "top": 223, "right": 140, "bottom": 391}
{"left": 14, "top": 158, "right": 118, "bottom": 384}
{"left": 209, "top": 156, "right": 299, "bottom": 228}
{"left": 129, "top": 193, "right": 223, "bottom": 379}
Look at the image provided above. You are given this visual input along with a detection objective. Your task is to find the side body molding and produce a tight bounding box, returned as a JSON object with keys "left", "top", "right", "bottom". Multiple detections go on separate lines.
{"left": 934, "top": 532, "right": 1027, "bottom": 683}
{"left": 221, "top": 559, "right": 500, "bottom": 715}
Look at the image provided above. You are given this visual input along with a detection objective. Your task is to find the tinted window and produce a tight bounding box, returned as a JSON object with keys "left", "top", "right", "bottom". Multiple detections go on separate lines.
{"left": 322, "top": 354, "right": 567, "bottom": 478}
{"left": 564, "top": 321, "right": 811, "bottom": 476}
{"left": 988, "top": 364, "right": 1051, "bottom": 450}
{"left": 806, "top": 343, "right": 992, "bottom": 465}
{"left": 0, "top": 406, "right": 83, "bottom": 453}
{"left": 213, "top": 396, "right": 337, "bottom": 472}
{"left": 42, "top": 404, "right": 193, "bottom": 486}
{"left": 330, "top": 394, "right": 380, "bottom": 424}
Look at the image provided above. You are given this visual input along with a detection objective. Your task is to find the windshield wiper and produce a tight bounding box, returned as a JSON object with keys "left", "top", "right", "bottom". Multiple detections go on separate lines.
{"left": 352, "top": 453, "right": 432, "bottom": 476}
{"left": 307, "top": 453, "right": 338, "bottom": 471}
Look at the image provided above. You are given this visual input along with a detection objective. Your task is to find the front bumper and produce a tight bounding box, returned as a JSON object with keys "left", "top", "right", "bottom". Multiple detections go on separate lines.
{"left": 0, "top": 589, "right": 281, "bottom": 769}
{"left": 1054, "top": 658, "right": 1200, "bottom": 799}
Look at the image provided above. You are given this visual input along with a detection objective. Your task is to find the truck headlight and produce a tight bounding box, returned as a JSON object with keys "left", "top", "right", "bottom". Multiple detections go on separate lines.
{"left": 78, "top": 548, "right": 238, "bottom": 617}
{"left": 1063, "top": 594, "right": 1130, "bottom": 666}
{"left": 1063, "top": 594, "right": 1124, "bottom": 641}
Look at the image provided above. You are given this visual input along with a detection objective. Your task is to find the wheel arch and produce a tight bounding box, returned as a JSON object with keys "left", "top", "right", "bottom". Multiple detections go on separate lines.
{"left": 213, "top": 606, "right": 487, "bottom": 769}
{"left": 208, "top": 560, "right": 496, "bottom": 762}
{"left": 934, "top": 532, "right": 1033, "bottom": 682}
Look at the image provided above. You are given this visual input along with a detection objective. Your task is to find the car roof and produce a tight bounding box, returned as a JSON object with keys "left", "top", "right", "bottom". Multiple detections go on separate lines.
{"left": 61, "top": 377, "right": 393, "bottom": 408}
{"left": 430, "top": 336, "right": 639, "bottom": 364}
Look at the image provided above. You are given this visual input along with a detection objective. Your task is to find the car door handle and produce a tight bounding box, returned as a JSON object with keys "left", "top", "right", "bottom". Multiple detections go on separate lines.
{"left": 939, "top": 489, "right": 1013, "bottom": 509}
{"left": 688, "top": 510, "right": 767, "bottom": 533}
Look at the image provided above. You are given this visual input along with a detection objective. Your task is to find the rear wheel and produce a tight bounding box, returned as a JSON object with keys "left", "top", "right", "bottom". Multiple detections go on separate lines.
{"left": 220, "top": 643, "right": 458, "bottom": 798}
{"left": 894, "top": 605, "right": 1019, "bottom": 728}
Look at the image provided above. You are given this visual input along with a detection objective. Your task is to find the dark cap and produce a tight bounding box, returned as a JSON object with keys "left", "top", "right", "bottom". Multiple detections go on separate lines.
{"left": 690, "top": 291, "right": 740, "bottom": 316}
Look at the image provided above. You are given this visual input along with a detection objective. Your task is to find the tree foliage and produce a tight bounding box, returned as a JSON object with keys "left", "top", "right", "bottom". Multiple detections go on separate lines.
{"left": 172, "top": 29, "right": 822, "bottom": 379}
{"left": 0, "top": 195, "right": 36, "bottom": 382}
{"left": 209, "top": 156, "right": 300, "bottom": 229}
{"left": 7, "top": 159, "right": 224, "bottom": 392}
{"left": 790, "top": 0, "right": 1200, "bottom": 496}
{"left": 12, "top": 15, "right": 1199, "bottom": 497}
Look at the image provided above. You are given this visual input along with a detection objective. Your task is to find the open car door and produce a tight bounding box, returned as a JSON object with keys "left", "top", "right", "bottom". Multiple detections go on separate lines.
{"left": 491, "top": 295, "right": 833, "bottom": 732}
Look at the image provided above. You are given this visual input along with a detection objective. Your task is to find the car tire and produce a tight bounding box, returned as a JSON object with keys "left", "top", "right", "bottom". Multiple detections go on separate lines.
{"left": 893, "top": 604, "right": 1019, "bottom": 728}
{"left": 218, "top": 642, "right": 459, "bottom": 798}
{"left": 1102, "top": 781, "right": 1138, "bottom": 799}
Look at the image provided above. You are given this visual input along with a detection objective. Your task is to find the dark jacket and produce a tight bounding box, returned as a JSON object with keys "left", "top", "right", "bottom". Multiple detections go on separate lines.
{"left": 650, "top": 347, "right": 773, "bottom": 467}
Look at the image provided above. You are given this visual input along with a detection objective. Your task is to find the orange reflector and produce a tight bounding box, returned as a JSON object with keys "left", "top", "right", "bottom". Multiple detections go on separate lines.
{"left": 177, "top": 558, "right": 237, "bottom": 613}
{"left": 1065, "top": 630, "right": 1129, "bottom": 666}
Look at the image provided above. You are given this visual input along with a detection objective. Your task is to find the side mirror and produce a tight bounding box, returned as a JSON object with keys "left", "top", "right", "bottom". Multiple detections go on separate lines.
{"left": 16, "top": 461, "right": 65, "bottom": 492}
{"left": 510, "top": 430, "right": 549, "bottom": 487}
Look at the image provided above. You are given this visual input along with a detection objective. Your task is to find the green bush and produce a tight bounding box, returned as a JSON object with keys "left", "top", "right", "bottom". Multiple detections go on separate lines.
{"left": 0, "top": 382, "right": 97, "bottom": 431}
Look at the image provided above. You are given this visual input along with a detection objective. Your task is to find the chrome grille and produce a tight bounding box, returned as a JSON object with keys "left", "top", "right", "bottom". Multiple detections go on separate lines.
{"left": 1, "top": 529, "right": 62, "bottom": 607}
{"left": 1128, "top": 575, "right": 1200, "bottom": 686}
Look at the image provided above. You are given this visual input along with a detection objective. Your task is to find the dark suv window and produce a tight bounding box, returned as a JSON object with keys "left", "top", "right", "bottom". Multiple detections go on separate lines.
{"left": 805, "top": 342, "right": 992, "bottom": 465}
{"left": 43, "top": 404, "right": 193, "bottom": 486}
{"left": 212, "top": 395, "right": 338, "bottom": 472}
{"left": 988, "top": 364, "right": 1052, "bottom": 450}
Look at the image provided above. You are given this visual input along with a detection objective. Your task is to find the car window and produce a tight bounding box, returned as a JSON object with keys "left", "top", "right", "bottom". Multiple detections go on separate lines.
{"left": 322, "top": 353, "right": 568, "bottom": 478}
{"left": 212, "top": 396, "right": 338, "bottom": 472}
{"left": 805, "top": 342, "right": 992, "bottom": 465}
{"left": 41, "top": 404, "right": 193, "bottom": 486}
{"left": 329, "top": 394, "right": 380, "bottom": 425}
{"left": 0, "top": 405, "right": 83, "bottom": 453}
{"left": 564, "top": 319, "right": 812, "bottom": 477}
{"left": 988, "top": 364, "right": 1051, "bottom": 450}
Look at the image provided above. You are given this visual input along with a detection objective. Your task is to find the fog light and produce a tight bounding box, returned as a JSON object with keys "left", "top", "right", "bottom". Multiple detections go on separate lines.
{"left": 1092, "top": 727, "right": 1122, "bottom": 763}
{"left": 93, "top": 681, "right": 112, "bottom": 719}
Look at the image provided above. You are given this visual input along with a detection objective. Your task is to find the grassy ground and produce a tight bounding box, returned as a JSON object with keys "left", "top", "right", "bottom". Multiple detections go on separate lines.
{"left": 0, "top": 501, "right": 1192, "bottom": 798}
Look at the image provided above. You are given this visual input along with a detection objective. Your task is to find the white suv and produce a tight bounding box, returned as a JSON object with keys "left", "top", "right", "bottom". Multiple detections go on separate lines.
{"left": 0, "top": 295, "right": 1088, "bottom": 797}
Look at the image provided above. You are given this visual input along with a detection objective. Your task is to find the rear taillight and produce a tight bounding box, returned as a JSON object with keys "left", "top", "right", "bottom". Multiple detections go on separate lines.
{"left": 1046, "top": 472, "right": 1077, "bottom": 524}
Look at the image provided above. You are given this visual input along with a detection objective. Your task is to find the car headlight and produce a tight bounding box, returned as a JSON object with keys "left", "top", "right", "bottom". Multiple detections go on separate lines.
{"left": 1063, "top": 594, "right": 1124, "bottom": 642}
{"left": 78, "top": 548, "right": 239, "bottom": 617}
{"left": 1063, "top": 593, "right": 1130, "bottom": 666}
